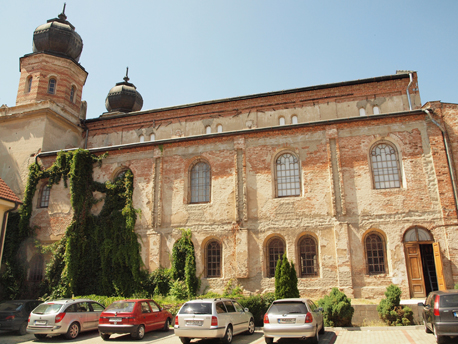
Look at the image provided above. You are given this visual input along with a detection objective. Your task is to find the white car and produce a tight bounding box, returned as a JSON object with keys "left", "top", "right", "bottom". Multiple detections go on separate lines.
{"left": 174, "top": 298, "right": 255, "bottom": 344}
{"left": 27, "top": 298, "right": 105, "bottom": 339}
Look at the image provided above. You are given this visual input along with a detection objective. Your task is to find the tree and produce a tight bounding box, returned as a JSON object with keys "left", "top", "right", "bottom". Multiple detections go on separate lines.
{"left": 275, "top": 254, "right": 299, "bottom": 299}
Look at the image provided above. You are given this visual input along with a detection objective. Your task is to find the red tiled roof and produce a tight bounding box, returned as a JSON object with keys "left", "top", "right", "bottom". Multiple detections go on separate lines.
{"left": 0, "top": 177, "right": 21, "bottom": 204}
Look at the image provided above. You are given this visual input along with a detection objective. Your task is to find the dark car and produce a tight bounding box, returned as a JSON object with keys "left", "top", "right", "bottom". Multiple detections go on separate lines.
{"left": 0, "top": 300, "right": 42, "bottom": 335}
{"left": 98, "top": 299, "right": 172, "bottom": 340}
{"left": 418, "top": 290, "right": 458, "bottom": 343}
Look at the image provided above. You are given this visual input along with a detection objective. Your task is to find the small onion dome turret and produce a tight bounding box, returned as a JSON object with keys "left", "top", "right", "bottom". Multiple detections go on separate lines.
{"left": 33, "top": 4, "right": 83, "bottom": 62}
{"left": 105, "top": 68, "right": 143, "bottom": 113}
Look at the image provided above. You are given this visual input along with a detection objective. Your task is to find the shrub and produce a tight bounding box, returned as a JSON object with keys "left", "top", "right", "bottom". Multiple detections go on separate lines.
{"left": 169, "top": 280, "right": 188, "bottom": 300}
{"left": 455, "top": 283, "right": 458, "bottom": 290}
{"left": 223, "top": 279, "right": 243, "bottom": 297}
{"left": 317, "top": 288, "right": 354, "bottom": 327}
{"left": 275, "top": 254, "right": 299, "bottom": 299}
{"left": 145, "top": 267, "right": 171, "bottom": 296}
{"left": 377, "top": 284, "right": 413, "bottom": 326}
{"left": 237, "top": 292, "right": 275, "bottom": 327}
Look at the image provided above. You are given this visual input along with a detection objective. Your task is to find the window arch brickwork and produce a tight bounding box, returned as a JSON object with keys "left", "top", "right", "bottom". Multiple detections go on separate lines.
{"left": 370, "top": 141, "right": 401, "bottom": 189}
{"left": 205, "top": 240, "right": 221, "bottom": 277}
{"left": 267, "top": 237, "right": 285, "bottom": 277}
{"left": 190, "top": 161, "right": 211, "bottom": 203}
{"left": 299, "top": 236, "right": 319, "bottom": 277}
{"left": 365, "top": 232, "right": 387, "bottom": 274}
{"left": 275, "top": 152, "right": 301, "bottom": 197}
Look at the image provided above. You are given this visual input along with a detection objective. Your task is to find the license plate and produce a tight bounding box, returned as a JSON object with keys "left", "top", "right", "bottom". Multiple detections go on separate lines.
{"left": 279, "top": 318, "right": 296, "bottom": 324}
{"left": 35, "top": 320, "right": 47, "bottom": 325}
{"left": 109, "top": 318, "right": 120, "bottom": 322}
{"left": 186, "top": 320, "right": 203, "bottom": 326}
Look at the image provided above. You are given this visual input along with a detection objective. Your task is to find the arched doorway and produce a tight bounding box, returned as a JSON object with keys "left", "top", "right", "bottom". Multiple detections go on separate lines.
{"left": 404, "top": 227, "right": 445, "bottom": 298}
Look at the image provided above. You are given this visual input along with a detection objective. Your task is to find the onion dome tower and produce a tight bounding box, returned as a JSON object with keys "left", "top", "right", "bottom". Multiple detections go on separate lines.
{"left": 105, "top": 68, "right": 143, "bottom": 113}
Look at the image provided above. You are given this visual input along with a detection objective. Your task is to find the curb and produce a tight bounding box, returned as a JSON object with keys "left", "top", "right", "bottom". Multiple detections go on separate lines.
{"left": 254, "top": 325, "right": 424, "bottom": 332}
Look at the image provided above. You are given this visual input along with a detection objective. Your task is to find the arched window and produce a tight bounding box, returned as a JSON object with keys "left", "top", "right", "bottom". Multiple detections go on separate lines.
{"left": 205, "top": 126, "right": 211, "bottom": 134}
{"left": 26, "top": 76, "right": 33, "bottom": 93}
{"left": 299, "top": 236, "right": 318, "bottom": 277}
{"left": 373, "top": 106, "right": 380, "bottom": 115}
{"left": 70, "top": 86, "right": 76, "bottom": 103}
{"left": 29, "top": 255, "right": 44, "bottom": 282}
{"left": 48, "top": 78, "right": 56, "bottom": 94}
{"left": 404, "top": 227, "right": 433, "bottom": 242}
{"left": 206, "top": 240, "right": 221, "bottom": 277}
{"left": 365, "top": 232, "right": 386, "bottom": 274}
{"left": 217, "top": 124, "right": 223, "bottom": 133}
{"left": 279, "top": 117, "right": 285, "bottom": 126}
{"left": 150, "top": 133, "right": 155, "bottom": 141}
{"left": 359, "top": 108, "right": 366, "bottom": 116}
{"left": 370, "top": 142, "right": 401, "bottom": 189}
{"left": 38, "top": 184, "right": 51, "bottom": 208}
{"left": 275, "top": 153, "right": 301, "bottom": 197}
{"left": 267, "top": 238, "right": 285, "bottom": 277}
{"left": 190, "top": 161, "right": 211, "bottom": 203}
{"left": 292, "top": 115, "right": 298, "bottom": 124}
{"left": 139, "top": 134, "right": 145, "bottom": 142}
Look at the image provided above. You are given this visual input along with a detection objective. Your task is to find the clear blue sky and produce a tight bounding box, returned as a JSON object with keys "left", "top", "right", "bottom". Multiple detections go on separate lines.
{"left": 1, "top": 1, "right": 456, "bottom": 119}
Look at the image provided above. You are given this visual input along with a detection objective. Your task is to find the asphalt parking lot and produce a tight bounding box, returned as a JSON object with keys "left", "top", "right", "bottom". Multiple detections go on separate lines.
{"left": 0, "top": 327, "right": 456, "bottom": 344}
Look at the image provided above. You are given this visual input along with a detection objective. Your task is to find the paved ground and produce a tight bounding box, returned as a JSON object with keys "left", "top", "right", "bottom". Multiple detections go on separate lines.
{"left": 0, "top": 327, "right": 455, "bottom": 344}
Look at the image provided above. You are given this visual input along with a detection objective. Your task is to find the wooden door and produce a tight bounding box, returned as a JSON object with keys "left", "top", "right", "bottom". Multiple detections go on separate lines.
{"left": 405, "top": 243, "right": 426, "bottom": 298}
{"left": 433, "top": 242, "right": 446, "bottom": 291}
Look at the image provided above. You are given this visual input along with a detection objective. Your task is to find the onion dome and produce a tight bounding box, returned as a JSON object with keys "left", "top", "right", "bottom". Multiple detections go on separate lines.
{"left": 32, "top": 4, "right": 83, "bottom": 62}
{"left": 105, "top": 68, "right": 143, "bottom": 113}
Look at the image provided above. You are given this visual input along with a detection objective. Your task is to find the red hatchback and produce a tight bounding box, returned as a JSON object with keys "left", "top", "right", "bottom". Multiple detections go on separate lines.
{"left": 98, "top": 299, "right": 172, "bottom": 340}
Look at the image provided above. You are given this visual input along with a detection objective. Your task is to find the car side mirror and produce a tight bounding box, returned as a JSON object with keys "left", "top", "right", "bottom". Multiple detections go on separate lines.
{"left": 317, "top": 307, "right": 324, "bottom": 312}
{"left": 244, "top": 308, "right": 249, "bottom": 313}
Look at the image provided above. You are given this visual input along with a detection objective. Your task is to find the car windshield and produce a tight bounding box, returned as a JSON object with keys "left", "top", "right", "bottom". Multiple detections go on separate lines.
{"left": 0, "top": 302, "right": 24, "bottom": 312}
{"left": 105, "top": 302, "right": 135, "bottom": 313}
{"left": 440, "top": 294, "right": 458, "bottom": 308}
{"left": 268, "top": 302, "right": 307, "bottom": 314}
{"left": 33, "top": 303, "right": 63, "bottom": 315}
{"left": 179, "top": 302, "right": 212, "bottom": 315}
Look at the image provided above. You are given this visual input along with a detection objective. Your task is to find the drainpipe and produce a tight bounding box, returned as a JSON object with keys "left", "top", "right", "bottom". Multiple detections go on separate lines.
{"left": 0, "top": 201, "right": 21, "bottom": 265}
{"left": 406, "top": 73, "right": 413, "bottom": 111}
{"left": 424, "top": 109, "right": 458, "bottom": 214}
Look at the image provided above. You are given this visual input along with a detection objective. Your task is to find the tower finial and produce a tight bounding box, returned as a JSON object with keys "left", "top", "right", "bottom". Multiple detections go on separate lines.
{"left": 58, "top": 3, "right": 67, "bottom": 21}
{"left": 124, "top": 67, "right": 130, "bottom": 83}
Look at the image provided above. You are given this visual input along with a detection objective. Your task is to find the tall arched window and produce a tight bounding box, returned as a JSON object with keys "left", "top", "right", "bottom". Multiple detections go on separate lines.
{"left": 217, "top": 124, "right": 223, "bottom": 133}
{"left": 292, "top": 115, "right": 298, "bottom": 124}
{"left": 275, "top": 153, "right": 301, "bottom": 197}
{"left": 150, "top": 133, "right": 156, "bottom": 141}
{"left": 206, "top": 240, "right": 221, "bottom": 277}
{"left": 205, "top": 126, "right": 211, "bottom": 134}
{"left": 365, "top": 232, "right": 386, "bottom": 274}
{"left": 38, "top": 184, "right": 51, "bottom": 208}
{"left": 190, "top": 161, "right": 211, "bottom": 203}
{"left": 26, "top": 76, "right": 33, "bottom": 93}
{"left": 267, "top": 238, "right": 285, "bottom": 277}
{"left": 70, "top": 86, "right": 76, "bottom": 103}
{"left": 373, "top": 106, "right": 380, "bottom": 115}
{"left": 370, "top": 142, "right": 401, "bottom": 189}
{"left": 299, "top": 236, "right": 318, "bottom": 277}
{"left": 29, "top": 255, "right": 44, "bottom": 282}
{"left": 139, "top": 135, "right": 145, "bottom": 142}
{"left": 279, "top": 117, "right": 285, "bottom": 125}
{"left": 48, "top": 78, "right": 56, "bottom": 94}
{"left": 359, "top": 108, "right": 366, "bottom": 116}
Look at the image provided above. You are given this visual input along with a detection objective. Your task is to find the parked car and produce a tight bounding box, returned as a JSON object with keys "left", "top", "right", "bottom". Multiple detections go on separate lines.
{"left": 263, "top": 298, "right": 324, "bottom": 344}
{"left": 174, "top": 298, "right": 255, "bottom": 344}
{"left": 27, "top": 298, "right": 105, "bottom": 340}
{"left": 0, "top": 300, "right": 42, "bottom": 335}
{"left": 418, "top": 290, "right": 458, "bottom": 343}
{"left": 98, "top": 299, "right": 172, "bottom": 340}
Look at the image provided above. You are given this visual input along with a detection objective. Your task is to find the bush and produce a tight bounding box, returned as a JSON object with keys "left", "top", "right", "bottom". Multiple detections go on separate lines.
{"left": 145, "top": 267, "right": 171, "bottom": 296}
{"left": 223, "top": 279, "right": 243, "bottom": 297}
{"left": 237, "top": 293, "right": 275, "bottom": 327}
{"left": 317, "top": 288, "right": 354, "bottom": 327}
{"left": 377, "top": 284, "right": 413, "bottom": 326}
{"left": 169, "top": 280, "right": 188, "bottom": 300}
{"left": 454, "top": 283, "right": 458, "bottom": 290}
{"left": 274, "top": 254, "right": 299, "bottom": 299}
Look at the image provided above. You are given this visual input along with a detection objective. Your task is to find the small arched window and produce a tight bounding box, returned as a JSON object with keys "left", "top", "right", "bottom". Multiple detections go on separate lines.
{"left": 373, "top": 106, "right": 380, "bottom": 115}
{"left": 292, "top": 115, "right": 298, "bottom": 124}
{"left": 217, "top": 124, "right": 223, "bottom": 133}
{"left": 359, "top": 108, "right": 366, "bottom": 116}
{"left": 279, "top": 117, "right": 285, "bottom": 126}
{"left": 404, "top": 227, "right": 433, "bottom": 242}
{"left": 275, "top": 153, "right": 301, "bottom": 197}
{"left": 190, "top": 161, "right": 211, "bottom": 203}
{"left": 38, "top": 184, "right": 51, "bottom": 208}
{"left": 29, "top": 255, "right": 44, "bottom": 282}
{"left": 206, "top": 240, "right": 221, "bottom": 278}
{"left": 205, "top": 126, "right": 211, "bottom": 134}
{"left": 70, "top": 86, "right": 76, "bottom": 103}
{"left": 365, "top": 232, "right": 386, "bottom": 274}
{"left": 150, "top": 133, "right": 155, "bottom": 141}
{"left": 299, "top": 236, "right": 319, "bottom": 277}
{"left": 370, "top": 142, "right": 401, "bottom": 189}
{"left": 139, "top": 135, "right": 145, "bottom": 142}
{"left": 48, "top": 78, "right": 56, "bottom": 94}
{"left": 267, "top": 238, "right": 285, "bottom": 277}
{"left": 26, "top": 76, "right": 33, "bottom": 93}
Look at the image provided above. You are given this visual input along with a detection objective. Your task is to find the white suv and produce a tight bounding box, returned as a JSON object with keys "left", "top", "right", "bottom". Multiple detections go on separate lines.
{"left": 174, "top": 298, "right": 255, "bottom": 344}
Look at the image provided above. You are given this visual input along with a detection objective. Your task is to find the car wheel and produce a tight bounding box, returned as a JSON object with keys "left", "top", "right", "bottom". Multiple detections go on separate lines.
{"left": 163, "top": 318, "right": 170, "bottom": 331}
{"left": 100, "top": 333, "right": 111, "bottom": 341}
{"left": 265, "top": 337, "right": 274, "bottom": 344}
{"left": 34, "top": 334, "right": 47, "bottom": 339}
{"left": 310, "top": 326, "right": 319, "bottom": 344}
{"left": 247, "top": 318, "right": 255, "bottom": 335}
{"left": 65, "top": 322, "right": 80, "bottom": 340}
{"left": 434, "top": 325, "right": 445, "bottom": 344}
{"left": 17, "top": 321, "right": 28, "bottom": 335}
{"left": 180, "top": 337, "right": 191, "bottom": 344}
{"left": 221, "top": 325, "right": 233, "bottom": 344}
{"left": 424, "top": 319, "right": 432, "bottom": 333}
{"left": 131, "top": 324, "right": 145, "bottom": 340}
{"left": 319, "top": 320, "right": 325, "bottom": 334}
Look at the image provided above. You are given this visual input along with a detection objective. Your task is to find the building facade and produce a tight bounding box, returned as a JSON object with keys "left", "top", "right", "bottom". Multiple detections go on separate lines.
{"left": 1, "top": 10, "right": 458, "bottom": 299}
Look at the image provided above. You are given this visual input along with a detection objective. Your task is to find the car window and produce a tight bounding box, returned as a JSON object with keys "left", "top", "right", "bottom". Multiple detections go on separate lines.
{"left": 224, "top": 301, "right": 236, "bottom": 313}
{"left": 429, "top": 294, "right": 435, "bottom": 308}
{"left": 33, "top": 303, "right": 63, "bottom": 314}
{"left": 105, "top": 302, "right": 135, "bottom": 313}
{"left": 440, "top": 294, "right": 458, "bottom": 308}
{"left": 65, "top": 304, "right": 78, "bottom": 313}
{"left": 269, "top": 302, "right": 307, "bottom": 314}
{"left": 90, "top": 302, "right": 104, "bottom": 312}
{"left": 308, "top": 301, "right": 316, "bottom": 311}
{"left": 215, "top": 302, "right": 227, "bottom": 314}
{"left": 233, "top": 301, "right": 244, "bottom": 312}
{"left": 0, "top": 302, "right": 24, "bottom": 312}
{"left": 77, "top": 302, "right": 90, "bottom": 312}
{"left": 179, "top": 302, "right": 212, "bottom": 315}
{"left": 141, "top": 302, "right": 151, "bottom": 313}
{"left": 149, "top": 301, "right": 160, "bottom": 312}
